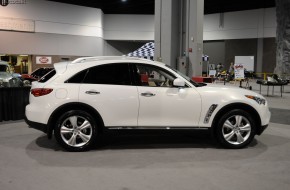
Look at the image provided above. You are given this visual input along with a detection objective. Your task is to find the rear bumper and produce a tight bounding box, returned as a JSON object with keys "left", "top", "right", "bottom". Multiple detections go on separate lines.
{"left": 24, "top": 116, "right": 48, "bottom": 134}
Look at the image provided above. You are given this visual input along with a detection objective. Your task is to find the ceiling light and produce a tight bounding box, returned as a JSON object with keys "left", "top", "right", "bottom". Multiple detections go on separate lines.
{"left": 121, "top": 0, "right": 127, "bottom": 2}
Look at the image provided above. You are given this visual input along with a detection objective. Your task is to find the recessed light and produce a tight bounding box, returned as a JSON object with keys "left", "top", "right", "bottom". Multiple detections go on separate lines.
{"left": 121, "top": 0, "right": 127, "bottom": 2}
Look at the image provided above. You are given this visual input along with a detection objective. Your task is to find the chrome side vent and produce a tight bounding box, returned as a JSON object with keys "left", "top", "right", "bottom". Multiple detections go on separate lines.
{"left": 204, "top": 104, "right": 218, "bottom": 124}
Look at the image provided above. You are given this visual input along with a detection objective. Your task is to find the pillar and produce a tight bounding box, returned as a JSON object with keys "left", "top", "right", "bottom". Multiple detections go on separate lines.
{"left": 256, "top": 38, "right": 263, "bottom": 73}
{"left": 256, "top": 9, "right": 265, "bottom": 73}
{"left": 275, "top": 0, "right": 290, "bottom": 76}
{"left": 155, "top": 0, "right": 204, "bottom": 77}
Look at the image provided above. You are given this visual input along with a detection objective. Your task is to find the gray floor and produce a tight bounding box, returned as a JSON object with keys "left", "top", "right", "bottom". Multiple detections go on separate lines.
{"left": 1, "top": 82, "right": 290, "bottom": 190}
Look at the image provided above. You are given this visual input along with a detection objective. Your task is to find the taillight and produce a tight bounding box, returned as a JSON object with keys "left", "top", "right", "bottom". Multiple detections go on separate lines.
{"left": 31, "top": 88, "right": 53, "bottom": 97}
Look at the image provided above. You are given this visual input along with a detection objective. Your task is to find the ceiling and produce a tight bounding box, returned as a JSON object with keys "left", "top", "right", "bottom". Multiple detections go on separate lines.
{"left": 47, "top": 0, "right": 276, "bottom": 15}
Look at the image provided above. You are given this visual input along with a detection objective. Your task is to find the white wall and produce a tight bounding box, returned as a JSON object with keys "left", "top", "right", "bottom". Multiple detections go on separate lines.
{"left": 0, "top": 0, "right": 277, "bottom": 56}
{"left": 0, "top": 0, "right": 103, "bottom": 37}
{"left": 204, "top": 8, "right": 276, "bottom": 40}
{"left": 0, "top": 0, "right": 125, "bottom": 56}
{"left": 104, "top": 14, "right": 154, "bottom": 40}
{"left": 0, "top": 31, "right": 104, "bottom": 56}
{"left": 104, "top": 8, "right": 276, "bottom": 41}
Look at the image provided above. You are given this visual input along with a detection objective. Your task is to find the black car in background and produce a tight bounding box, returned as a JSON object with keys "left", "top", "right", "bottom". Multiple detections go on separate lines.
{"left": 21, "top": 67, "right": 54, "bottom": 83}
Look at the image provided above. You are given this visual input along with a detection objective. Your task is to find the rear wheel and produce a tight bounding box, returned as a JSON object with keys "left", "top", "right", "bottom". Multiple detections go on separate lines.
{"left": 215, "top": 109, "right": 256, "bottom": 149}
{"left": 54, "top": 110, "right": 98, "bottom": 151}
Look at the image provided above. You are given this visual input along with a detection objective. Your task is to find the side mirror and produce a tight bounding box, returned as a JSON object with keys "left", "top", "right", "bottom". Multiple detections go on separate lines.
{"left": 173, "top": 78, "right": 185, "bottom": 87}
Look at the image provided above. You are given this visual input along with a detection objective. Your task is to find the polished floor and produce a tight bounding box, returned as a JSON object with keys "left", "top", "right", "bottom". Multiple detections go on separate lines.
{"left": 0, "top": 82, "right": 290, "bottom": 190}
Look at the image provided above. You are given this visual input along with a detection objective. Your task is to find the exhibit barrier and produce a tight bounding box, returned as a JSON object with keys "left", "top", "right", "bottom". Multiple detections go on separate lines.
{"left": 255, "top": 73, "right": 273, "bottom": 80}
{"left": 255, "top": 73, "right": 290, "bottom": 80}
{"left": 0, "top": 87, "right": 31, "bottom": 122}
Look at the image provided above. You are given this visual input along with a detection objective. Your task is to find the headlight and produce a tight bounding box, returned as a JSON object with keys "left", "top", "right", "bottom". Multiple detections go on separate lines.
{"left": 245, "top": 95, "right": 266, "bottom": 105}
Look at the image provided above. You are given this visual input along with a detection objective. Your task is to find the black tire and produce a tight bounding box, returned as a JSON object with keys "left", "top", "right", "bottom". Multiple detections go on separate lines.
{"left": 54, "top": 110, "right": 98, "bottom": 152}
{"left": 215, "top": 109, "right": 256, "bottom": 149}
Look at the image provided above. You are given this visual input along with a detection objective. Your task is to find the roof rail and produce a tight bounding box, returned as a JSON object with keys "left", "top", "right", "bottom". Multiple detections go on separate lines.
{"left": 71, "top": 56, "right": 151, "bottom": 64}
{"left": 71, "top": 56, "right": 106, "bottom": 64}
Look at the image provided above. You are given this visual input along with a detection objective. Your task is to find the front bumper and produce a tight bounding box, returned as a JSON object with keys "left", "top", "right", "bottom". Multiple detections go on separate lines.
{"left": 256, "top": 124, "right": 268, "bottom": 135}
{"left": 24, "top": 116, "right": 48, "bottom": 134}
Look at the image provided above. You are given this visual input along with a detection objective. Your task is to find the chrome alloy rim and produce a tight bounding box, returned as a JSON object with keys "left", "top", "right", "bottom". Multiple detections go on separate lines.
{"left": 222, "top": 115, "right": 251, "bottom": 145}
{"left": 60, "top": 116, "right": 92, "bottom": 147}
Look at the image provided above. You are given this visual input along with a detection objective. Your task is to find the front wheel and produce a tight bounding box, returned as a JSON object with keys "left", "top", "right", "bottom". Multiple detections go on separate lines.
{"left": 54, "top": 110, "right": 98, "bottom": 151}
{"left": 215, "top": 109, "right": 256, "bottom": 149}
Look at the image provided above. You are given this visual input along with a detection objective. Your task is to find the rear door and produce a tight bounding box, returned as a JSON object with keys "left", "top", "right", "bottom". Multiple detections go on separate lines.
{"left": 78, "top": 63, "right": 139, "bottom": 127}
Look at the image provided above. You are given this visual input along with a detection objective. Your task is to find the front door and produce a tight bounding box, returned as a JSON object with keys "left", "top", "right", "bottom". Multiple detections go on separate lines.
{"left": 135, "top": 64, "right": 202, "bottom": 127}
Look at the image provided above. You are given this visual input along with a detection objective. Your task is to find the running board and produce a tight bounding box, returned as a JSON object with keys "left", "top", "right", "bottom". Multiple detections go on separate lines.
{"left": 106, "top": 127, "right": 208, "bottom": 130}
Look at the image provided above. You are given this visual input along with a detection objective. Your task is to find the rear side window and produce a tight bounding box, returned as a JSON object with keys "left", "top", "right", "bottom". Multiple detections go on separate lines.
{"left": 38, "top": 69, "right": 56, "bottom": 83}
{"left": 83, "top": 63, "right": 132, "bottom": 85}
{"left": 66, "top": 69, "right": 88, "bottom": 83}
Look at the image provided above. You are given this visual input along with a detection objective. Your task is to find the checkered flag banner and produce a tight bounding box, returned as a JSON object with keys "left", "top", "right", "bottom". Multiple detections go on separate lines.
{"left": 128, "top": 42, "right": 154, "bottom": 60}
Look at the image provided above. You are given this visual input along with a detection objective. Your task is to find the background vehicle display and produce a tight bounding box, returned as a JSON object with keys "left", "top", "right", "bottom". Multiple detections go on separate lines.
{"left": 0, "top": 61, "right": 23, "bottom": 87}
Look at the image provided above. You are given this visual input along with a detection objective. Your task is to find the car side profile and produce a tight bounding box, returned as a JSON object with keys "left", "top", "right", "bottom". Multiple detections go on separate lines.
{"left": 25, "top": 56, "right": 271, "bottom": 151}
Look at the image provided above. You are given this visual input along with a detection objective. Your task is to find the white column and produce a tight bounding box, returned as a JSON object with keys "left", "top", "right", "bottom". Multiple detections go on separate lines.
{"left": 155, "top": 0, "right": 204, "bottom": 77}
{"left": 256, "top": 9, "right": 264, "bottom": 74}
{"left": 186, "top": 0, "right": 204, "bottom": 77}
{"left": 275, "top": 0, "right": 290, "bottom": 75}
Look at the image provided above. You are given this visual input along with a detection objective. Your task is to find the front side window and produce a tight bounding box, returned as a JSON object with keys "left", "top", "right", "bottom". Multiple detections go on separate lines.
{"left": 135, "top": 64, "right": 176, "bottom": 87}
{"left": 165, "top": 65, "right": 200, "bottom": 87}
{"left": 83, "top": 63, "right": 132, "bottom": 85}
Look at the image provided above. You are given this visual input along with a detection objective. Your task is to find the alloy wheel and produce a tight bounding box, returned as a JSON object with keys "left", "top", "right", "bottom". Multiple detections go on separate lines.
{"left": 222, "top": 115, "right": 251, "bottom": 145}
{"left": 60, "top": 116, "right": 93, "bottom": 147}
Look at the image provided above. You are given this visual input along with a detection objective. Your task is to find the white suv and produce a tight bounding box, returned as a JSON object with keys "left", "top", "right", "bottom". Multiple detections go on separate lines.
{"left": 25, "top": 56, "right": 271, "bottom": 151}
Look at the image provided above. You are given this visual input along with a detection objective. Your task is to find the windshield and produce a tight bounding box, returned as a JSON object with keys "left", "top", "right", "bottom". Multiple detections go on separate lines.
{"left": 165, "top": 65, "right": 202, "bottom": 87}
{"left": 0, "top": 65, "right": 8, "bottom": 72}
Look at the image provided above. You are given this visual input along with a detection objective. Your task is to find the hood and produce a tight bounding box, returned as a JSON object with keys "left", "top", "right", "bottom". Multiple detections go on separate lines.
{"left": 197, "top": 84, "right": 264, "bottom": 98}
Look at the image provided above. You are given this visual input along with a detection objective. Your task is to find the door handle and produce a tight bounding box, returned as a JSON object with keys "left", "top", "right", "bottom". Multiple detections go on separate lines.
{"left": 141, "top": 92, "right": 155, "bottom": 97}
{"left": 85, "top": 91, "right": 100, "bottom": 95}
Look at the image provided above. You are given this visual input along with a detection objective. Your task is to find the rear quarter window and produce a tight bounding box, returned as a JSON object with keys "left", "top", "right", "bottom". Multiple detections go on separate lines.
{"left": 66, "top": 63, "right": 132, "bottom": 85}
{"left": 66, "top": 69, "right": 88, "bottom": 83}
{"left": 83, "top": 64, "right": 131, "bottom": 85}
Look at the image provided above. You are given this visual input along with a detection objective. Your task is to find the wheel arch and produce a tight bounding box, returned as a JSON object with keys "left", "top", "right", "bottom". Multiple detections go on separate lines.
{"left": 211, "top": 103, "right": 261, "bottom": 135}
{"left": 47, "top": 102, "right": 104, "bottom": 139}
